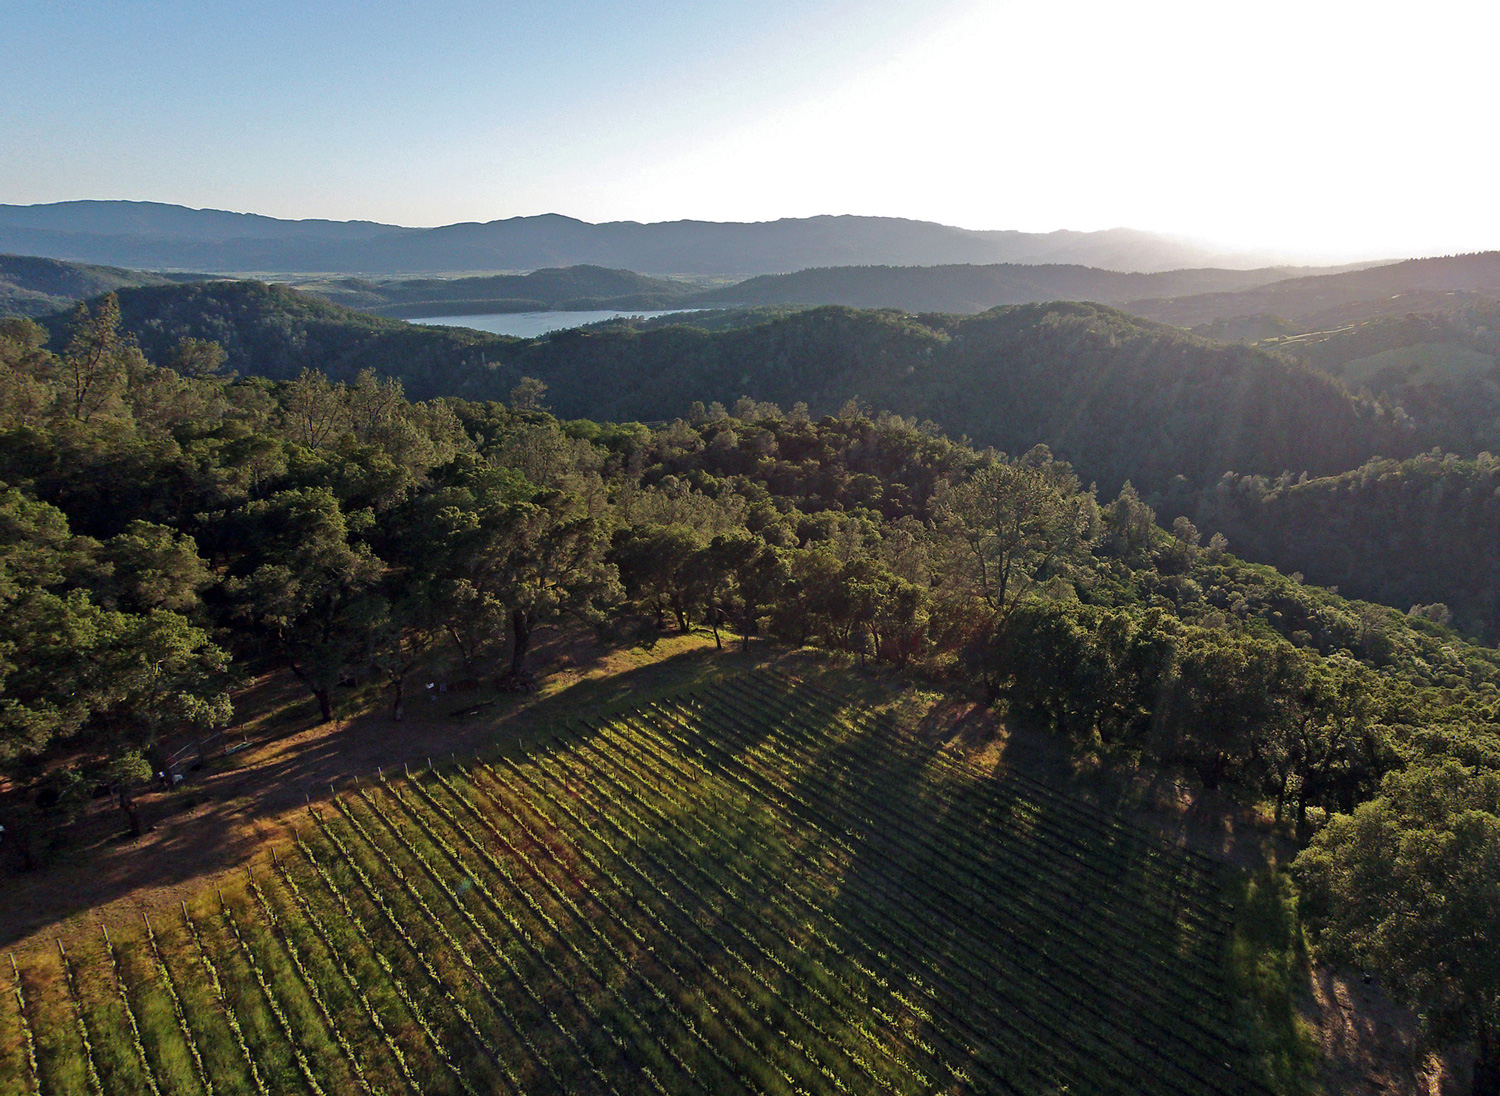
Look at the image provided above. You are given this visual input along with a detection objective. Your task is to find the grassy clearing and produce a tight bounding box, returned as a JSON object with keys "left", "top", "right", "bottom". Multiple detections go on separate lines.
{"left": 1227, "top": 872, "right": 1322, "bottom": 1095}
{"left": 8, "top": 667, "right": 1291, "bottom": 1095}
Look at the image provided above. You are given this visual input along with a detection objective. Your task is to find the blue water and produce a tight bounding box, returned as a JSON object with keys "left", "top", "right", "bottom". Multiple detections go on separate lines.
{"left": 408, "top": 308, "right": 702, "bottom": 338}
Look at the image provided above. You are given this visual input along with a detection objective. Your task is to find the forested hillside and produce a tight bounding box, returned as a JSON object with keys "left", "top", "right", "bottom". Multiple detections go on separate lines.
{"left": 48, "top": 282, "right": 1500, "bottom": 653}
{"left": 39, "top": 279, "right": 507, "bottom": 389}
{"left": 58, "top": 282, "right": 1424, "bottom": 495}
{"left": 6, "top": 297, "right": 1500, "bottom": 1088}
{"left": 493, "top": 302, "right": 1416, "bottom": 494}
{"left": 1194, "top": 453, "right": 1500, "bottom": 642}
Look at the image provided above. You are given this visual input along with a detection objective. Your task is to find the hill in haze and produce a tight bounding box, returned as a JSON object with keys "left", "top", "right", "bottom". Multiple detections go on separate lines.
{"left": 681, "top": 254, "right": 1500, "bottom": 345}
{"left": 290, "top": 264, "right": 697, "bottom": 317}
{"left": 0, "top": 253, "right": 201, "bottom": 318}
{"left": 290, "top": 261, "right": 1345, "bottom": 320}
{"left": 0, "top": 255, "right": 700, "bottom": 322}
{"left": 1123, "top": 252, "right": 1500, "bottom": 332}
{"left": 691, "top": 262, "right": 1356, "bottom": 313}
{"left": 0, "top": 200, "right": 1301, "bottom": 275}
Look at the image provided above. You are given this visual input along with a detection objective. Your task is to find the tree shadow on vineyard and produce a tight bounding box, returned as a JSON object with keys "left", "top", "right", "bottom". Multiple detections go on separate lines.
{"left": 785, "top": 681, "right": 1270, "bottom": 1096}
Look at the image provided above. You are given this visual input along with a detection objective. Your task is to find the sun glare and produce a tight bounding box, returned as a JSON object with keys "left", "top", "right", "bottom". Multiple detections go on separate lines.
{"left": 615, "top": 0, "right": 1500, "bottom": 259}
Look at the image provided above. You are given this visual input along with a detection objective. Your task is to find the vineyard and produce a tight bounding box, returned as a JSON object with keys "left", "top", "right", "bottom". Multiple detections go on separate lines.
{"left": 2, "top": 670, "right": 1273, "bottom": 1096}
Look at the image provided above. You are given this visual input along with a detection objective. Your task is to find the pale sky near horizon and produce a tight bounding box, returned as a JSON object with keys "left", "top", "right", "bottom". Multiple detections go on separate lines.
{"left": 2, "top": 0, "right": 1496, "bottom": 261}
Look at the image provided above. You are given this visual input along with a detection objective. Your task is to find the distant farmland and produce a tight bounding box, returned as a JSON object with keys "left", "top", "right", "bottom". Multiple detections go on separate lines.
{"left": 4, "top": 672, "right": 1268, "bottom": 1096}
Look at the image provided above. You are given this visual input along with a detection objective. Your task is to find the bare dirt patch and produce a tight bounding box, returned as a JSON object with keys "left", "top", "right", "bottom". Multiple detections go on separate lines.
{"left": 1303, "top": 967, "right": 1466, "bottom": 1095}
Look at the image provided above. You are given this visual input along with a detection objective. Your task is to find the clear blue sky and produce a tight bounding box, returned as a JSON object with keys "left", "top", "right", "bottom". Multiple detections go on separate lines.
{"left": 3, "top": 0, "right": 1497, "bottom": 260}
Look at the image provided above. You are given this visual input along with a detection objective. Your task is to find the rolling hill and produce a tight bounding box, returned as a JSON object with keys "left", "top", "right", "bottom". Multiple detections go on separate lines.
{"left": 689, "top": 261, "right": 1353, "bottom": 313}
{"left": 0, "top": 255, "right": 697, "bottom": 322}
{"left": 1123, "top": 252, "right": 1500, "bottom": 331}
{"left": 680, "top": 254, "right": 1500, "bottom": 346}
{"left": 1257, "top": 302, "right": 1500, "bottom": 454}
{"left": 0, "top": 253, "right": 201, "bottom": 318}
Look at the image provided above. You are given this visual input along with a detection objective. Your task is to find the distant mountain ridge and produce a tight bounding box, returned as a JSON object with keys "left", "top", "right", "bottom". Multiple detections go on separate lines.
{"left": 0, "top": 200, "right": 1301, "bottom": 275}
{"left": 0, "top": 200, "right": 403, "bottom": 241}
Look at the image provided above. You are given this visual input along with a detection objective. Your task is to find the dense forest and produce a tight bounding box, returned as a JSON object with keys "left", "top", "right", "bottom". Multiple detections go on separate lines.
{"left": 1195, "top": 453, "right": 1500, "bottom": 641}
{"left": 46, "top": 277, "right": 1500, "bottom": 613}
{"left": 57, "top": 282, "right": 1426, "bottom": 489}
{"left": 4, "top": 296, "right": 1500, "bottom": 1087}
{"left": 32, "top": 282, "right": 1500, "bottom": 651}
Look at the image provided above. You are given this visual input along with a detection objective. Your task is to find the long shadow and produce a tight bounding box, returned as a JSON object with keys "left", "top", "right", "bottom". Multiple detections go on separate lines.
{"left": 777, "top": 682, "right": 1272, "bottom": 1096}
{"left": 0, "top": 642, "right": 742, "bottom": 950}
{"left": 4, "top": 656, "right": 1282, "bottom": 1092}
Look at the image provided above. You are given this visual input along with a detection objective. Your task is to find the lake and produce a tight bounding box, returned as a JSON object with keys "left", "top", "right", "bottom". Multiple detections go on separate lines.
{"left": 408, "top": 308, "right": 703, "bottom": 338}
